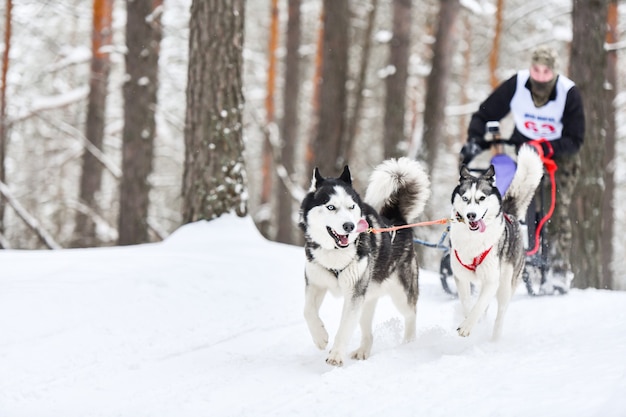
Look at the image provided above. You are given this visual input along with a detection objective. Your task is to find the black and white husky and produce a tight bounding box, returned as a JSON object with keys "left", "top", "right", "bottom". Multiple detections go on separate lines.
{"left": 299, "top": 158, "right": 430, "bottom": 366}
{"left": 450, "top": 145, "right": 543, "bottom": 340}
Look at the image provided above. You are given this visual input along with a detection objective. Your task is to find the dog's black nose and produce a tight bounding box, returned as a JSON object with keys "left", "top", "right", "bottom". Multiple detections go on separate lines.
{"left": 466, "top": 212, "right": 476, "bottom": 221}
{"left": 342, "top": 222, "right": 355, "bottom": 233}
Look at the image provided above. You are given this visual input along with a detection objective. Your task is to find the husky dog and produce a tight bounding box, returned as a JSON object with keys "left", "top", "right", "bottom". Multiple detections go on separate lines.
{"left": 299, "top": 158, "right": 430, "bottom": 366}
{"left": 450, "top": 145, "right": 543, "bottom": 340}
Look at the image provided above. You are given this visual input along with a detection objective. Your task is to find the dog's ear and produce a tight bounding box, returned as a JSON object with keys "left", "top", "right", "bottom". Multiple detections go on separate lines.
{"left": 460, "top": 165, "right": 473, "bottom": 180}
{"left": 339, "top": 165, "right": 352, "bottom": 186}
{"left": 312, "top": 167, "right": 324, "bottom": 190}
{"left": 483, "top": 165, "right": 496, "bottom": 185}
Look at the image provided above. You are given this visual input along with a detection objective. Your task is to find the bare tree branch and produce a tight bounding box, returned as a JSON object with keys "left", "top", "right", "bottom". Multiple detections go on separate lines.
{"left": 8, "top": 86, "right": 89, "bottom": 126}
{"left": 248, "top": 105, "right": 306, "bottom": 203}
{"left": 0, "top": 181, "right": 61, "bottom": 249}
{"left": 66, "top": 199, "right": 117, "bottom": 241}
{"left": 0, "top": 230, "right": 11, "bottom": 249}
{"left": 37, "top": 113, "right": 122, "bottom": 178}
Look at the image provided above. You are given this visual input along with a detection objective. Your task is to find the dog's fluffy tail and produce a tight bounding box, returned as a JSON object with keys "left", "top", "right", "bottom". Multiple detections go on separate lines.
{"left": 502, "top": 145, "right": 544, "bottom": 219}
{"left": 364, "top": 157, "right": 431, "bottom": 223}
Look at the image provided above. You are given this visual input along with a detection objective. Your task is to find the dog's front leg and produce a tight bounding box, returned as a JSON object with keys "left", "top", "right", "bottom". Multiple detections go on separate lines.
{"left": 492, "top": 264, "right": 516, "bottom": 341}
{"left": 351, "top": 297, "right": 377, "bottom": 360}
{"left": 455, "top": 273, "right": 473, "bottom": 318}
{"left": 326, "top": 293, "right": 363, "bottom": 366}
{"left": 304, "top": 283, "right": 329, "bottom": 350}
{"left": 327, "top": 262, "right": 365, "bottom": 366}
{"left": 457, "top": 270, "right": 499, "bottom": 337}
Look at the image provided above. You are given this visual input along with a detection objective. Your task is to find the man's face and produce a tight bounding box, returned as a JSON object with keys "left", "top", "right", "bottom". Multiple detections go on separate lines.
{"left": 530, "top": 63, "right": 554, "bottom": 83}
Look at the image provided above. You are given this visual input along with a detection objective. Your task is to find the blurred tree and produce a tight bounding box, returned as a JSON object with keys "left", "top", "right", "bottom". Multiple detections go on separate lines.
{"left": 602, "top": 0, "right": 618, "bottom": 288}
{"left": 276, "top": 0, "right": 302, "bottom": 244}
{"left": 489, "top": 0, "right": 504, "bottom": 89}
{"left": 569, "top": 0, "right": 610, "bottom": 289}
{"left": 344, "top": 0, "right": 378, "bottom": 164}
{"left": 383, "top": 0, "right": 412, "bottom": 159}
{"left": 305, "top": 9, "right": 324, "bottom": 178}
{"left": 182, "top": 0, "right": 248, "bottom": 222}
{"left": 0, "top": 0, "right": 12, "bottom": 246}
{"left": 118, "top": 0, "right": 163, "bottom": 245}
{"left": 420, "top": 0, "right": 460, "bottom": 173}
{"left": 312, "top": 0, "right": 349, "bottom": 175}
{"left": 73, "top": 0, "right": 113, "bottom": 247}
{"left": 457, "top": 14, "right": 472, "bottom": 140}
{"left": 258, "top": 0, "right": 279, "bottom": 238}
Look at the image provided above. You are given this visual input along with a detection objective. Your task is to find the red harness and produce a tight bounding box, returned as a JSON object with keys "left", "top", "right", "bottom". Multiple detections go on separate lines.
{"left": 453, "top": 212, "right": 516, "bottom": 272}
{"left": 454, "top": 246, "right": 493, "bottom": 272}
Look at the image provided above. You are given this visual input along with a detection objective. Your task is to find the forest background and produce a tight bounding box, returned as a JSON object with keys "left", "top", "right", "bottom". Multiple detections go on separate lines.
{"left": 0, "top": 0, "right": 624, "bottom": 288}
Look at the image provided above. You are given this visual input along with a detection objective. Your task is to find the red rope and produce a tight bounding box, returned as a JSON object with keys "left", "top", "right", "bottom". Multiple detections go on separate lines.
{"left": 526, "top": 139, "right": 558, "bottom": 256}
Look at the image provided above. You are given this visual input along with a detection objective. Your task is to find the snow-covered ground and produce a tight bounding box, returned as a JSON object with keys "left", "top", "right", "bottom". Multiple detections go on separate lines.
{"left": 1, "top": 215, "right": 625, "bottom": 417}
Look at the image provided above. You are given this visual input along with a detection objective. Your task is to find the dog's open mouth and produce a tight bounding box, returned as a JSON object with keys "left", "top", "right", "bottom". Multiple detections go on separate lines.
{"left": 327, "top": 227, "right": 350, "bottom": 248}
{"left": 468, "top": 219, "right": 486, "bottom": 233}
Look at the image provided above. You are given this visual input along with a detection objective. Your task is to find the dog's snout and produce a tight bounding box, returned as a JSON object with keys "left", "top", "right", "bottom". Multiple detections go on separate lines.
{"left": 342, "top": 222, "right": 355, "bottom": 233}
{"left": 466, "top": 212, "right": 477, "bottom": 221}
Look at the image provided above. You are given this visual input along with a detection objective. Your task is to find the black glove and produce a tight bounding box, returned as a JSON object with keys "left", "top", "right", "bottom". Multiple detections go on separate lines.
{"left": 460, "top": 138, "right": 484, "bottom": 164}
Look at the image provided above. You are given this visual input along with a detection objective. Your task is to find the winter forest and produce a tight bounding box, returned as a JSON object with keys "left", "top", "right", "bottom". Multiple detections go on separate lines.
{"left": 0, "top": 1, "right": 624, "bottom": 288}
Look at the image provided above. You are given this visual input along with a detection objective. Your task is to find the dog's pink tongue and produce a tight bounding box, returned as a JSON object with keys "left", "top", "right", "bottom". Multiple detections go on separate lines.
{"left": 356, "top": 218, "right": 369, "bottom": 233}
{"left": 477, "top": 219, "right": 486, "bottom": 233}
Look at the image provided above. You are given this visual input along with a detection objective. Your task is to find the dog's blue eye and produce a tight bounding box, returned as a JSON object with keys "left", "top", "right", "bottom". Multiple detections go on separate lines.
{"left": 326, "top": 205, "right": 335, "bottom": 211}
{"left": 462, "top": 196, "right": 469, "bottom": 203}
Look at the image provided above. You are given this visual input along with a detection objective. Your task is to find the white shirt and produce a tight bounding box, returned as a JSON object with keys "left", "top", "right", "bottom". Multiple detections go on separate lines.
{"left": 509, "top": 69, "right": 575, "bottom": 141}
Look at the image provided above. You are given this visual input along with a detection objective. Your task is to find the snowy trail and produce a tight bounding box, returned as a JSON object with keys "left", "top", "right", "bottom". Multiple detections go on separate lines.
{"left": 1, "top": 216, "right": 625, "bottom": 417}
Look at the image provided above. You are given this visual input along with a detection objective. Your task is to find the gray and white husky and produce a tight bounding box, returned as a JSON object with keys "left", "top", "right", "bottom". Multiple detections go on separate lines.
{"left": 299, "top": 158, "right": 430, "bottom": 366}
{"left": 450, "top": 145, "right": 543, "bottom": 340}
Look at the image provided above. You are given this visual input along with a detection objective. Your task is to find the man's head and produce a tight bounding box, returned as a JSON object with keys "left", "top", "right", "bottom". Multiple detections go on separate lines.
{"left": 529, "top": 46, "right": 558, "bottom": 106}
{"left": 530, "top": 45, "right": 558, "bottom": 81}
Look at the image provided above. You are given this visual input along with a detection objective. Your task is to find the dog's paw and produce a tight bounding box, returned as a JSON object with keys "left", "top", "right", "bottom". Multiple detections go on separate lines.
{"left": 350, "top": 347, "right": 370, "bottom": 361}
{"left": 311, "top": 327, "right": 329, "bottom": 350}
{"left": 457, "top": 320, "right": 473, "bottom": 337}
{"left": 325, "top": 350, "right": 344, "bottom": 367}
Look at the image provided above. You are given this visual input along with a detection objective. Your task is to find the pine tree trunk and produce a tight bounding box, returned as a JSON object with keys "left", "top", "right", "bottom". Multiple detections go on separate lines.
{"left": 304, "top": 9, "right": 324, "bottom": 178}
{"left": 344, "top": 0, "right": 378, "bottom": 164}
{"left": 569, "top": 0, "right": 610, "bottom": 288}
{"left": 118, "top": 0, "right": 163, "bottom": 245}
{"left": 73, "top": 0, "right": 113, "bottom": 247}
{"left": 383, "top": 0, "right": 412, "bottom": 159}
{"left": 420, "top": 0, "right": 460, "bottom": 174}
{"left": 0, "top": 0, "right": 12, "bottom": 243}
{"left": 182, "top": 0, "right": 248, "bottom": 222}
{"left": 601, "top": 0, "right": 618, "bottom": 288}
{"left": 258, "top": 0, "right": 279, "bottom": 238}
{"left": 276, "top": 0, "right": 301, "bottom": 244}
{"left": 488, "top": 0, "right": 504, "bottom": 89}
{"left": 312, "top": 0, "right": 349, "bottom": 175}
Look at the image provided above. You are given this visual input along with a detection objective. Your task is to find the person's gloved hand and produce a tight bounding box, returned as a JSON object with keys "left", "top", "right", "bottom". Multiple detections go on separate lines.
{"left": 460, "top": 138, "right": 484, "bottom": 164}
{"left": 527, "top": 138, "right": 554, "bottom": 159}
{"left": 527, "top": 140, "right": 545, "bottom": 158}
{"left": 526, "top": 139, "right": 557, "bottom": 173}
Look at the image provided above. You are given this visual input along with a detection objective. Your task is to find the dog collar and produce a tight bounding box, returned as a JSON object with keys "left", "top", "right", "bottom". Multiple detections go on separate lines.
{"left": 454, "top": 247, "right": 493, "bottom": 272}
{"left": 329, "top": 268, "right": 343, "bottom": 277}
